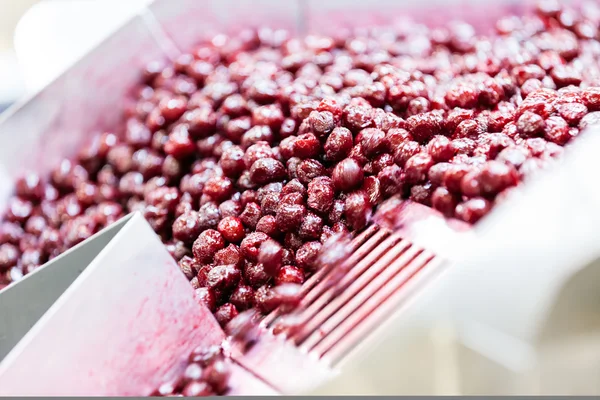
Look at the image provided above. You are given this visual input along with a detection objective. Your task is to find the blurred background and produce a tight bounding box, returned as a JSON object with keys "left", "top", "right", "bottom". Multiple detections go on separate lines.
{"left": 0, "top": 0, "right": 151, "bottom": 111}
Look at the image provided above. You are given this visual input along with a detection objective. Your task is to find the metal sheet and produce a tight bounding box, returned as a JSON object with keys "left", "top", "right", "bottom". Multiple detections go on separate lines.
{"left": 0, "top": 213, "right": 224, "bottom": 396}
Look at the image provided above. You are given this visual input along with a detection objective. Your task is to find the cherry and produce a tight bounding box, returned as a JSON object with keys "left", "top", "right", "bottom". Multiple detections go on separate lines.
{"left": 517, "top": 111, "right": 545, "bottom": 137}
{"left": 249, "top": 158, "right": 286, "bottom": 184}
{"left": 404, "top": 153, "right": 434, "bottom": 184}
{"left": 214, "top": 244, "right": 243, "bottom": 267}
{"left": 275, "top": 203, "right": 306, "bottom": 232}
{"left": 431, "top": 187, "right": 458, "bottom": 217}
{"left": 192, "top": 230, "right": 225, "bottom": 263}
{"left": 230, "top": 285, "right": 254, "bottom": 310}
{"left": 214, "top": 303, "right": 239, "bottom": 327}
{"left": 427, "top": 135, "right": 455, "bottom": 162}
{"left": 220, "top": 145, "right": 246, "bottom": 178}
{"left": 258, "top": 239, "right": 283, "bottom": 276}
{"left": 324, "top": 127, "right": 353, "bottom": 161}
{"left": 455, "top": 197, "right": 492, "bottom": 223}
{"left": 240, "top": 202, "right": 262, "bottom": 229}
{"left": 206, "top": 264, "right": 241, "bottom": 291}
{"left": 344, "top": 191, "right": 371, "bottom": 231}
{"left": 275, "top": 265, "right": 305, "bottom": 285}
{"left": 293, "top": 133, "right": 321, "bottom": 158}
{"left": 393, "top": 141, "right": 422, "bottom": 167}
{"left": 479, "top": 161, "right": 519, "bottom": 196}
{"left": 332, "top": 158, "right": 364, "bottom": 192}
{"left": 202, "top": 360, "right": 231, "bottom": 394}
{"left": 217, "top": 217, "right": 245, "bottom": 243}
{"left": 0, "top": 243, "right": 19, "bottom": 270}
{"left": 243, "top": 261, "right": 271, "bottom": 289}
{"left": 240, "top": 232, "right": 270, "bottom": 262}
{"left": 296, "top": 159, "right": 325, "bottom": 185}
{"left": 15, "top": 172, "right": 45, "bottom": 201}
{"left": 183, "top": 381, "right": 213, "bottom": 397}
{"left": 5, "top": 198, "right": 33, "bottom": 224}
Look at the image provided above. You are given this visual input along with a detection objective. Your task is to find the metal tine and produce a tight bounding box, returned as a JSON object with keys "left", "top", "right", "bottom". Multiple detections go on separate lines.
{"left": 295, "top": 229, "right": 392, "bottom": 314}
{"left": 262, "top": 225, "right": 383, "bottom": 327}
{"left": 325, "top": 255, "right": 445, "bottom": 366}
{"left": 311, "top": 251, "right": 436, "bottom": 360}
{"left": 298, "top": 224, "right": 383, "bottom": 300}
{"left": 296, "top": 239, "right": 421, "bottom": 348}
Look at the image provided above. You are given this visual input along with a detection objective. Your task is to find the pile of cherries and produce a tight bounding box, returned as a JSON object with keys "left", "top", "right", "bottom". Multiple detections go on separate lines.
{"left": 2, "top": 0, "right": 600, "bottom": 367}
{"left": 152, "top": 344, "right": 232, "bottom": 397}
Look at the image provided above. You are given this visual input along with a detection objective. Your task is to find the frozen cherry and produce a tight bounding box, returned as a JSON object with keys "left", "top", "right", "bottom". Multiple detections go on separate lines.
{"left": 243, "top": 261, "right": 271, "bottom": 288}
{"left": 431, "top": 187, "right": 458, "bottom": 217}
{"left": 443, "top": 164, "right": 471, "bottom": 193}
{"left": 295, "top": 241, "right": 322, "bottom": 271}
{"left": 240, "top": 232, "right": 269, "bottom": 262}
{"left": 178, "top": 256, "right": 197, "bottom": 280}
{"left": 324, "top": 127, "right": 353, "bottom": 162}
{"left": 15, "top": 172, "right": 45, "bottom": 201}
{"left": 377, "top": 165, "right": 403, "bottom": 197}
{"left": 145, "top": 186, "right": 180, "bottom": 212}
{"left": 0, "top": 243, "right": 19, "bottom": 270}
{"left": 428, "top": 162, "right": 452, "bottom": 186}
{"left": 293, "top": 133, "right": 320, "bottom": 159}
{"left": 243, "top": 142, "right": 275, "bottom": 169}
{"left": 275, "top": 203, "right": 306, "bottom": 232}
{"left": 206, "top": 264, "right": 241, "bottom": 291}
{"left": 217, "top": 216, "right": 245, "bottom": 243}
{"left": 544, "top": 115, "right": 571, "bottom": 145}
{"left": 5, "top": 198, "right": 33, "bottom": 223}
{"left": 195, "top": 287, "right": 217, "bottom": 312}
{"left": 295, "top": 159, "right": 324, "bottom": 185}
{"left": 218, "top": 200, "right": 241, "bottom": 218}
{"left": 250, "top": 158, "right": 286, "bottom": 184}
{"left": 220, "top": 145, "right": 246, "bottom": 178}
{"left": 241, "top": 125, "right": 273, "bottom": 149}
{"left": 202, "top": 360, "right": 231, "bottom": 394}
{"left": 189, "top": 343, "right": 223, "bottom": 367}
{"left": 214, "top": 303, "right": 239, "bottom": 327}
{"left": 0, "top": 223, "right": 23, "bottom": 245}
{"left": 275, "top": 265, "right": 305, "bottom": 285}
{"left": 455, "top": 198, "right": 492, "bottom": 224}
{"left": 158, "top": 95, "right": 187, "bottom": 122}
{"left": 517, "top": 111, "right": 545, "bottom": 137}
{"left": 360, "top": 128, "right": 387, "bottom": 156}
{"left": 255, "top": 215, "right": 279, "bottom": 237}
{"left": 214, "top": 244, "right": 243, "bottom": 267}
{"left": 427, "top": 135, "right": 455, "bottom": 162}
{"left": 258, "top": 239, "right": 283, "bottom": 276}
{"left": 460, "top": 170, "right": 482, "bottom": 198}
{"left": 193, "top": 230, "right": 225, "bottom": 263}
{"left": 344, "top": 191, "right": 371, "bottom": 231}
{"left": 51, "top": 159, "right": 89, "bottom": 190}
{"left": 230, "top": 285, "right": 254, "bottom": 311}
{"left": 24, "top": 215, "right": 46, "bottom": 236}
{"left": 281, "top": 179, "right": 306, "bottom": 197}
{"left": 299, "top": 212, "right": 324, "bottom": 240}
{"left": 332, "top": 158, "right": 363, "bottom": 192}
{"left": 240, "top": 202, "right": 262, "bottom": 229}
{"left": 182, "top": 381, "right": 213, "bottom": 397}
{"left": 479, "top": 161, "right": 519, "bottom": 196}
{"left": 394, "top": 141, "right": 422, "bottom": 167}
{"left": 579, "top": 111, "right": 600, "bottom": 130}
{"left": 406, "top": 112, "right": 443, "bottom": 143}
{"left": 308, "top": 110, "right": 335, "bottom": 137}
{"left": 203, "top": 177, "right": 234, "bottom": 202}
{"left": 404, "top": 153, "right": 434, "bottom": 184}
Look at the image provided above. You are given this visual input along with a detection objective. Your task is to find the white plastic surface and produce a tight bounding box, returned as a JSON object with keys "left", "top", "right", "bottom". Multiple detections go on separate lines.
{"left": 14, "top": 0, "right": 152, "bottom": 93}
